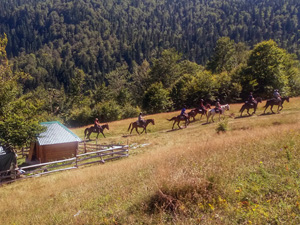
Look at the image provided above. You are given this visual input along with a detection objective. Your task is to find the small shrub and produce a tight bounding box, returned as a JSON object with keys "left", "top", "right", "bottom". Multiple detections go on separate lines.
{"left": 216, "top": 119, "right": 229, "bottom": 134}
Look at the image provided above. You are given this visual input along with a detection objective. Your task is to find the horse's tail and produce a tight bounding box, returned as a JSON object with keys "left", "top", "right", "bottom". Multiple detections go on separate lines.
{"left": 84, "top": 128, "right": 88, "bottom": 138}
{"left": 128, "top": 123, "right": 132, "bottom": 131}
{"left": 167, "top": 117, "right": 175, "bottom": 121}
{"left": 239, "top": 105, "right": 244, "bottom": 112}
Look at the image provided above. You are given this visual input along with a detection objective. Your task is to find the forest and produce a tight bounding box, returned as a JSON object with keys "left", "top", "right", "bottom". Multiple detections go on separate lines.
{"left": 0, "top": 0, "right": 300, "bottom": 147}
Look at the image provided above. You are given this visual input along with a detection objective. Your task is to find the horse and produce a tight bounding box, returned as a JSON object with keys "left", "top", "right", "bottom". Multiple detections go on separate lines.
{"left": 167, "top": 114, "right": 190, "bottom": 130}
{"left": 239, "top": 97, "right": 262, "bottom": 117}
{"left": 196, "top": 104, "right": 211, "bottom": 121}
{"left": 187, "top": 109, "right": 198, "bottom": 122}
{"left": 263, "top": 96, "right": 290, "bottom": 114}
{"left": 128, "top": 119, "right": 155, "bottom": 134}
{"left": 207, "top": 104, "right": 230, "bottom": 123}
{"left": 84, "top": 123, "right": 109, "bottom": 140}
{"left": 187, "top": 104, "right": 212, "bottom": 122}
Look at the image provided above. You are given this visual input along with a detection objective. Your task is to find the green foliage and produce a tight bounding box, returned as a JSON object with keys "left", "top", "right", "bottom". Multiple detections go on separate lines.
{"left": 142, "top": 82, "right": 172, "bottom": 114}
{"left": 149, "top": 49, "right": 183, "bottom": 89}
{"left": 245, "top": 40, "right": 292, "bottom": 97}
{"left": 207, "top": 37, "right": 239, "bottom": 74}
{"left": 0, "top": 35, "right": 45, "bottom": 147}
{"left": 216, "top": 119, "right": 229, "bottom": 134}
{"left": 66, "top": 106, "right": 92, "bottom": 127}
{"left": 92, "top": 101, "right": 122, "bottom": 122}
{"left": 121, "top": 103, "right": 140, "bottom": 119}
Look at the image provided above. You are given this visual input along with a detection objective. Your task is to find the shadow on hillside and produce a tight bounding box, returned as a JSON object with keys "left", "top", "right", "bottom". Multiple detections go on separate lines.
{"left": 259, "top": 112, "right": 277, "bottom": 116}
{"left": 122, "top": 134, "right": 138, "bottom": 138}
{"left": 201, "top": 122, "right": 210, "bottom": 125}
{"left": 235, "top": 115, "right": 252, "bottom": 119}
{"left": 166, "top": 128, "right": 183, "bottom": 132}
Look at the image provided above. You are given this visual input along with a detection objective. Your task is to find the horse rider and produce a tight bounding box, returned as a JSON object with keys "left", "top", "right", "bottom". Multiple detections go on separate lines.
{"left": 94, "top": 118, "right": 100, "bottom": 128}
{"left": 246, "top": 92, "right": 255, "bottom": 105}
{"left": 273, "top": 89, "right": 281, "bottom": 102}
{"left": 215, "top": 99, "right": 221, "bottom": 113}
{"left": 180, "top": 105, "right": 187, "bottom": 118}
{"left": 199, "top": 99, "right": 206, "bottom": 111}
{"left": 137, "top": 112, "right": 145, "bottom": 126}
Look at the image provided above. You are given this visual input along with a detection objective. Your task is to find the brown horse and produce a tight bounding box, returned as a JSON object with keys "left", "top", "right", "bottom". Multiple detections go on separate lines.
{"left": 239, "top": 97, "right": 262, "bottom": 116}
{"left": 263, "top": 96, "right": 289, "bottom": 114}
{"left": 187, "top": 104, "right": 211, "bottom": 122}
{"left": 128, "top": 119, "right": 155, "bottom": 134}
{"left": 84, "top": 123, "right": 109, "bottom": 140}
{"left": 187, "top": 109, "right": 198, "bottom": 121}
{"left": 167, "top": 114, "right": 190, "bottom": 130}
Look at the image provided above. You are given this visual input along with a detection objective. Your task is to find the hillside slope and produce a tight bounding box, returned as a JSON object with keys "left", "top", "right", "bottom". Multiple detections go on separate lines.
{"left": 1, "top": 98, "right": 300, "bottom": 224}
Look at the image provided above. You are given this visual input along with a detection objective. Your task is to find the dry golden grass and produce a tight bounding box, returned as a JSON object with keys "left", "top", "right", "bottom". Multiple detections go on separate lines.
{"left": 1, "top": 97, "right": 300, "bottom": 224}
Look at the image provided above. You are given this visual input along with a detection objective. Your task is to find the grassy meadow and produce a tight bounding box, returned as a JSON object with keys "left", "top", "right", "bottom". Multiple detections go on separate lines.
{"left": 1, "top": 98, "right": 300, "bottom": 224}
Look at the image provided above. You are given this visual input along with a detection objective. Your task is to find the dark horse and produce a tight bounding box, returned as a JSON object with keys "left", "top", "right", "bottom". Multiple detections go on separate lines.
{"left": 84, "top": 123, "right": 109, "bottom": 140}
{"left": 187, "top": 104, "right": 211, "bottom": 121}
{"left": 239, "top": 97, "right": 262, "bottom": 117}
{"left": 167, "top": 115, "right": 190, "bottom": 130}
{"left": 263, "top": 96, "right": 290, "bottom": 114}
{"left": 128, "top": 119, "right": 155, "bottom": 134}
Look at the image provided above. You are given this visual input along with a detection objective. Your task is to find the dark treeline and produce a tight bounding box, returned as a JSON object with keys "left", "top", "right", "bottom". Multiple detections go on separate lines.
{"left": 0, "top": 0, "right": 300, "bottom": 128}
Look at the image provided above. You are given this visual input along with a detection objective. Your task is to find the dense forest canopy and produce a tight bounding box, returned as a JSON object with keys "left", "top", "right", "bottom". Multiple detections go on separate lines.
{"left": 1, "top": 0, "right": 299, "bottom": 89}
{"left": 0, "top": 0, "right": 299, "bottom": 131}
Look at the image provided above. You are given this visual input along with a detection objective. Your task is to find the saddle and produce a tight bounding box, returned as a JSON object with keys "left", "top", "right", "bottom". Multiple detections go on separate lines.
{"left": 179, "top": 114, "right": 188, "bottom": 119}
{"left": 215, "top": 108, "right": 220, "bottom": 113}
{"left": 137, "top": 120, "right": 145, "bottom": 126}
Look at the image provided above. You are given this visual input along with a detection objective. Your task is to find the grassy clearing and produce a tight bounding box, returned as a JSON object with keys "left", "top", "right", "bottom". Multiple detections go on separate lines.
{"left": 0, "top": 98, "right": 300, "bottom": 224}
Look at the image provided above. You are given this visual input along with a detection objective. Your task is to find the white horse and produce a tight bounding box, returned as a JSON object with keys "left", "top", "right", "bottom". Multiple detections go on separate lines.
{"left": 207, "top": 104, "right": 230, "bottom": 123}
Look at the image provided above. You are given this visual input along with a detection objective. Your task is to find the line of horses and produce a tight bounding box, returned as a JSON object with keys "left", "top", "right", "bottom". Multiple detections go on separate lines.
{"left": 84, "top": 96, "right": 290, "bottom": 139}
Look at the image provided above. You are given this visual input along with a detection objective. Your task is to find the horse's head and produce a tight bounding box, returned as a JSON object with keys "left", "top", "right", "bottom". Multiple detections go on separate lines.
{"left": 104, "top": 123, "right": 109, "bottom": 130}
{"left": 256, "top": 97, "right": 262, "bottom": 103}
{"left": 225, "top": 104, "right": 230, "bottom": 110}
{"left": 206, "top": 104, "right": 211, "bottom": 109}
{"left": 149, "top": 119, "right": 155, "bottom": 125}
{"left": 284, "top": 96, "right": 290, "bottom": 102}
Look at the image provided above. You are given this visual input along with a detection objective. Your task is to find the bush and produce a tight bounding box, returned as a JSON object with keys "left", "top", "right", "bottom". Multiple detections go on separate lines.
{"left": 121, "top": 103, "right": 140, "bottom": 119}
{"left": 142, "top": 82, "right": 172, "bottom": 114}
{"left": 216, "top": 119, "right": 229, "bottom": 134}
{"left": 92, "top": 100, "right": 121, "bottom": 122}
{"left": 66, "top": 106, "right": 92, "bottom": 127}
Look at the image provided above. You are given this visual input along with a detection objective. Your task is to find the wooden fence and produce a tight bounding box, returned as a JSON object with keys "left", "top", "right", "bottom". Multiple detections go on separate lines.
{"left": 0, "top": 143, "right": 129, "bottom": 185}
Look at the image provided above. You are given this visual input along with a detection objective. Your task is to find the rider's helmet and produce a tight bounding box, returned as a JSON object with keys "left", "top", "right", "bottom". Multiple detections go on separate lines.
{"left": 95, "top": 118, "right": 99, "bottom": 121}
{"left": 140, "top": 112, "right": 142, "bottom": 115}
{"left": 200, "top": 99, "right": 204, "bottom": 102}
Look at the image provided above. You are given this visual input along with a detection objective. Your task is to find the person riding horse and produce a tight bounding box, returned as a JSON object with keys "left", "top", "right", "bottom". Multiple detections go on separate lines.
{"left": 180, "top": 105, "right": 188, "bottom": 118}
{"left": 94, "top": 118, "right": 100, "bottom": 128}
{"left": 199, "top": 99, "right": 206, "bottom": 111}
{"left": 215, "top": 99, "right": 221, "bottom": 113}
{"left": 137, "top": 112, "right": 145, "bottom": 126}
{"left": 246, "top": 92, "right": 256, "bottom": 105}
{"left": 273, "top": 89, "right": 281, "bottom": 105}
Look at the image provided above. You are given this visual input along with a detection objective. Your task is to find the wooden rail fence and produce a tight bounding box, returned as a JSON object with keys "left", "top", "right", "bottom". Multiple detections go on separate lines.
{"left": 0, "top": 143, "right": 129, "bottom": 185}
